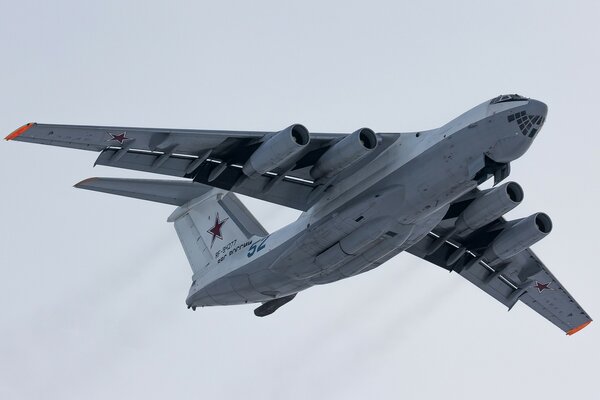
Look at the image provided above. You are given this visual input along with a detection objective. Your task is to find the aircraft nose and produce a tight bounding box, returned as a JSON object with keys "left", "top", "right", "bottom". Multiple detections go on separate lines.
{"left": 527, "top": 99, "right": 548, "bottom": 118}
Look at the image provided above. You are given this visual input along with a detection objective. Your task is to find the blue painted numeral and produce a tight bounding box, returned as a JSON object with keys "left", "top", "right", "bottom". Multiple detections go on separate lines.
{"left": 247, "top": 237, "right": 268, "bottom": 258}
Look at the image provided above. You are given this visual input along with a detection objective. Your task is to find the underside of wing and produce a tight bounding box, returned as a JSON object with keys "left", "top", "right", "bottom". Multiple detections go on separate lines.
{"left": 7, "top": 123, "right": 400, "bottom": 210}
{"left": 407, "top": 184, "right": 592, "bottom": 335}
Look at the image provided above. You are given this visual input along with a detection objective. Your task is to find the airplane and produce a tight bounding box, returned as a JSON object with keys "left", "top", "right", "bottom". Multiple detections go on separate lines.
{"left": 5, "top": 94, "right": 592, "bottom": 335}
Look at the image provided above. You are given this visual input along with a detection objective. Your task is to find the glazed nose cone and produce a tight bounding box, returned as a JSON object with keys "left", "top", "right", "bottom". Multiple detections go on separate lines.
{"left": 511, "top": 99, "right": 548, "bottom": 139}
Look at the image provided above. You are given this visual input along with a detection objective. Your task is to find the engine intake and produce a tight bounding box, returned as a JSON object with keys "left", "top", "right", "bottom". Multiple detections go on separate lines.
{"left": 483, "top": 212, "right": 552, "bottom": 265}
{"left": 310, "top": 128, "right": 378, "bottom": 180}
{"left": 243, "top": 124, "right": 309, "bottom": 176}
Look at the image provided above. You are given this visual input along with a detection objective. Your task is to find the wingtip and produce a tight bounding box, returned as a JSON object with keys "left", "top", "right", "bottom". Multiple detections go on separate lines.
{"left": 74, "top": 177, "right": 98, "bottom": 188}
{"left": 5, "top": 123, "right": 35, "bottom": 141}
{"left": 566, "top": 320, "right": 592, "bottom": 336}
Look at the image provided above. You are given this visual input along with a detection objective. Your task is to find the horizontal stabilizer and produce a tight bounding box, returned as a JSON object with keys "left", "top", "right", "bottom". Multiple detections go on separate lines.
{"left": 74, "top": 177, "right": 213, "bottom": 206}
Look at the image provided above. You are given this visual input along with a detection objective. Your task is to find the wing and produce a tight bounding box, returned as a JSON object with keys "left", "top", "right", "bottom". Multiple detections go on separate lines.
{"left": 406, "top": 188, "right": 592, "bottom": 335}
{"left": 6, "top": 123, "right": 399, "bottom": 210}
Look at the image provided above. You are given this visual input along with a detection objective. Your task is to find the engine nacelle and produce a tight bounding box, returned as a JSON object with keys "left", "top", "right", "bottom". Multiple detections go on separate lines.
{"left": 243, "top": 124, "right": 309, "bottom": 176}
{"left": 483, "top": 212, "right": 552, "bottom": 264}
{"left": 455, "top": 182, "right": 524, "bottom": 236}
{"left": 310, "top": 128, "right": 378, "bottom": 180}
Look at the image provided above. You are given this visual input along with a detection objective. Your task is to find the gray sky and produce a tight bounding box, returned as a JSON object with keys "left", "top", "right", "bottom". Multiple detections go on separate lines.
{"left": 1, "top": 1, "right": 599, "bottom": 399}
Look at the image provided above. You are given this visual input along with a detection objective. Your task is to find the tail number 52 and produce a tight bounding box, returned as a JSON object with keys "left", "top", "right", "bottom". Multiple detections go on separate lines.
{"left": 247, "top": 237, "right": 269, "bottom": 258}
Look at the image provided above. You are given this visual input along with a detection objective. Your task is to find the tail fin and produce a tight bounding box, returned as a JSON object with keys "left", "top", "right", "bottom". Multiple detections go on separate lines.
{"left": 168, "top": 188, "right": 268, "bottom": 279}
{"left": 75, "top": 178, "right": 267, "bottom": 280}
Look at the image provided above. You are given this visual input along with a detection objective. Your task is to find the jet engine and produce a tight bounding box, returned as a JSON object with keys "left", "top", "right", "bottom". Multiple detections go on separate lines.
{"left": 455, "top": 181, "right": 524, "bottom": 236}
{"left": 427, "top": 182, "right": 523, "bottom": 256}
{"left": 310, "top": 128, "right": 378, "bottom": 180}
{"left": 243, "top": 124, "right": 310, "bottom": 176}
{"left": 483, "top": 212, "right": 552, "bottom": 265}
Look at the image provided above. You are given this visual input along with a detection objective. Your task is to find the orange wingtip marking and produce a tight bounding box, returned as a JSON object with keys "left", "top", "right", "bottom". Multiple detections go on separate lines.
{"left": 566, "top": 320, "right": 592, "bottom": 336}
{"left": 5, "top": 123, "right": 35, "bottom": 140}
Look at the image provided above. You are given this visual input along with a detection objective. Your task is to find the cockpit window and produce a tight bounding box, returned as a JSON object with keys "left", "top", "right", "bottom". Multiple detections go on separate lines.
{"left": 507, "top": 110, "right": 545, "bottom": 138}
{"left": 490, "top": 94, "right": 528, "bottom": 104}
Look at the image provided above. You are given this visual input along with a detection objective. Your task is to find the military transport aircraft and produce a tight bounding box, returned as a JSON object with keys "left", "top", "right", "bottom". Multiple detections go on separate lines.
{"left": 6, "top": 94, "right": 592, "bottom": 335}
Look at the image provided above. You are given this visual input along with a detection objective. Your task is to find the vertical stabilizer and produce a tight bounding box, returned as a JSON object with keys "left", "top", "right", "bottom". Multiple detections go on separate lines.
{"left": 168, "top": 189, "right": 268, "bottom": 280}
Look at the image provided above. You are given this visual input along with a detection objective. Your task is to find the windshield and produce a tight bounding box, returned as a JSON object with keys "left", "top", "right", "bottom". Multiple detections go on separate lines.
{"left": 490, "top": 94, "right": 528, "bottom": 104}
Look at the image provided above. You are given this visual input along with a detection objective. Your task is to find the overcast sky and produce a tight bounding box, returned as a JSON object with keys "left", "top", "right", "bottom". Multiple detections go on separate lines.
{"left": 1, "top": 1, "right": 599, "bottom": 399}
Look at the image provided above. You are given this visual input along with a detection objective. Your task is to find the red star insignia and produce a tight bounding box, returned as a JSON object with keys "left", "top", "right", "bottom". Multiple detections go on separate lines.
{"left": 207, "top": 212, "right": 228, "bottom": 247}
{"left": 107, "top": 132, "right": 130, "bottom": 144}
{"left": 533, "top": 281, "right": 552, "bottom": 293}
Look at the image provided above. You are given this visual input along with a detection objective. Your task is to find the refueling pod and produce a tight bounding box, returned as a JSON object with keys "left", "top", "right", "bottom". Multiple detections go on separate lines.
{"left": 310, "top": 128, "right": 378, "bottom": 180}
{"left": 243, "top": 124, "right": 309, "bottom": 177}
